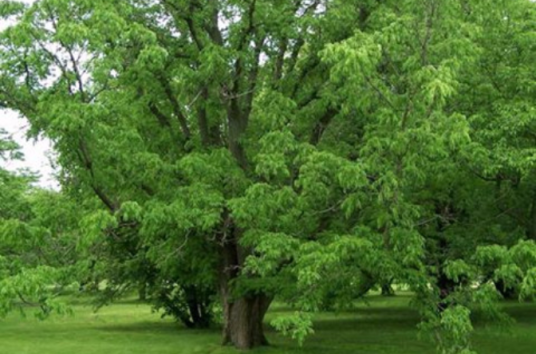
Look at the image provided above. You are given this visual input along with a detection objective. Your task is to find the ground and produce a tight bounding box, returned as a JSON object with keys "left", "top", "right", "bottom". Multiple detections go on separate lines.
{"left": 1, "top": 294, "right": 535, "bottom": 354}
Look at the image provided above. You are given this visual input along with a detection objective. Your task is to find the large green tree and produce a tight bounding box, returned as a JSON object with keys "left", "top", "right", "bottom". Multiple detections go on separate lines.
{"left": 2, "top": 0, "right": 536, "bottom": 352}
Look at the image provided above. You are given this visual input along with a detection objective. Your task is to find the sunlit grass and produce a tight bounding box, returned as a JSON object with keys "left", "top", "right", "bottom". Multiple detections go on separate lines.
{"left": 1, "top": 294, "right": 535, "bottom": 354}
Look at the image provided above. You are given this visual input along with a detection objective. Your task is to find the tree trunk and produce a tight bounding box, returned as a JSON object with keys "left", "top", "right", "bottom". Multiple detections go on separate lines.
{"left": 156, "top": 285, "right": 213, "bottom": 329}
{"left": 219, "top": 223, "right": 272, "bottom": 349}
{"left": 221, "top": 293, "right": 271, "bottom": 349}
{"left": 381, "top": 282, "right": 395, "bottom": 297}
{"left": 184, "top": 286, "right": 213, "bottom": 328}
{"left": 138, "top": 282, "right": 147, "bottom": 301}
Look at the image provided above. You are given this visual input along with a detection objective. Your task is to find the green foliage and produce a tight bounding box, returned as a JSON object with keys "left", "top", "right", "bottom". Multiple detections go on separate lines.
{"left": 270, "top": 312, "right": 314, "bottom": 347}
{"left": 439, "top": 306, "right": 474, "bottom": 354}
{"left": 0, "top": 136, "right": 81, "bottom": 318}
{"left": 1, "top": 0, "right": 536, "bottom": 352}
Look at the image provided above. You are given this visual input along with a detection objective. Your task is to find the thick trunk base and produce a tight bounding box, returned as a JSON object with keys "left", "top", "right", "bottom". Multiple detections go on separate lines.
{"left": 221, "top": 294, "right": 271, "bottom": 350}
{"left": 218, "top": 218, "right": 272, "bottom": 349}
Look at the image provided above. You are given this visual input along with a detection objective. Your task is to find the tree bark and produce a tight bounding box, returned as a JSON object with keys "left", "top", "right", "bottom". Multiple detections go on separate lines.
{"left": 219, "top": 225, "right": 272, "bottom": 349}
{"left": 184, "top": 286, "right": 213, "bottom": 328}
{"left": 221, "top": 293, "right": 271, "bottom": 349}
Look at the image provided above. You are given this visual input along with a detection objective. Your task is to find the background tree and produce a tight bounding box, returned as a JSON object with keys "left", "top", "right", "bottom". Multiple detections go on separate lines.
{"left": 0, "top": 129, "right": 79, "bottom": 317}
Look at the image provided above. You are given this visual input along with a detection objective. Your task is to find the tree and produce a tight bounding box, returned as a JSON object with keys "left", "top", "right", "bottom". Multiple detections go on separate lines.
{"left": 0, "top": 129, "right": 79, "bottom": 317}
{"left": 1, "top": 0, "right": 364, "bottom": 348}
{"left": 2, "top": 0, "right": 536, "bottom": 352}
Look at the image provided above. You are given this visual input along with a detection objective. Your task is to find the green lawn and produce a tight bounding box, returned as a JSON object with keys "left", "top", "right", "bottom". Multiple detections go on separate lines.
{"left": 1, "top": 295, "right": 535, "bottom": 354}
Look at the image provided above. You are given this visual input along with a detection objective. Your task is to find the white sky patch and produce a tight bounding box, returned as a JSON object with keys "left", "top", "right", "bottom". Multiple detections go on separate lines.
{"left": 0, "top": 109, "right": 59, "bottom": 190}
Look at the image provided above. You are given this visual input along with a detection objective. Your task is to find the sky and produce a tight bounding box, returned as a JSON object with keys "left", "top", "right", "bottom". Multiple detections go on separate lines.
{"left": 1, "top": 109, "right": 58, "bottom": 189}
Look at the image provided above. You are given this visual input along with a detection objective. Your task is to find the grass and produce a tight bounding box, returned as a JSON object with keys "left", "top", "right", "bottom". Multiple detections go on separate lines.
{"left": 1, "top": 294, "right": 536, "bottom": 354}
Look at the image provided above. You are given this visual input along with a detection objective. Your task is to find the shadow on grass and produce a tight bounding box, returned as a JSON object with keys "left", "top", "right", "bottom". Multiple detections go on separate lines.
{"left": 90, "top": 296, "right": 536, "bottom": 354}
{"left": 313, "top": 308, "right": 420, "bottom": 332}
{"left": 93, "top": 321, "right": 186, "bottom": 333}
{"left": 92, "top": 320, "right": 224, "bottom": 336}
{"left": 502, "top": 302, "right": 536, "bottom": 323}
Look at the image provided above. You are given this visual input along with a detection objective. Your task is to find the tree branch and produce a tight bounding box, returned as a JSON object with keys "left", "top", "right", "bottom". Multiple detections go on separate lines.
{"left": 159, "top": 76, "right": 191, "bottom": 139}
{"left": 310, "top": 108, "right": 338, "bottom": 145}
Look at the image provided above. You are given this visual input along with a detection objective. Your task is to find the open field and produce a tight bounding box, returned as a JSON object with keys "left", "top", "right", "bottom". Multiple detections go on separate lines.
{"left": 1, "top": 295, "right": 536, "bottom": 354}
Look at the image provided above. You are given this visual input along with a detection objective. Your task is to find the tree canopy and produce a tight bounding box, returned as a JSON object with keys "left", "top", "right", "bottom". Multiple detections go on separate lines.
{"left": 1, "top": 0, "right": 536, "bottom": 353}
